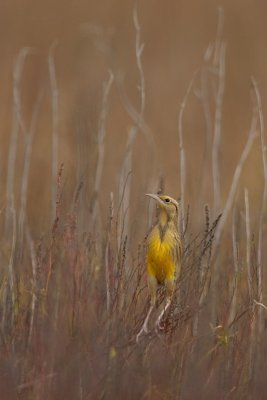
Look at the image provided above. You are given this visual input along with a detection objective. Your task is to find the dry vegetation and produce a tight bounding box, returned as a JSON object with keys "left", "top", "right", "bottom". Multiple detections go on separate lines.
{"left": 0, "top": 6, "right": 267, "bottom": 400}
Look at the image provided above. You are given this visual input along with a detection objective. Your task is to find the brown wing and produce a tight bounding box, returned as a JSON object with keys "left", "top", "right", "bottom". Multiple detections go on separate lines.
{"left": 171, "top": 231, "right": 183, "bottom": 278}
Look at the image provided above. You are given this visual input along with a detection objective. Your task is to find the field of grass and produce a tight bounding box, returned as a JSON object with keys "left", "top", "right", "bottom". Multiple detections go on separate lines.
{"left": 0, "top": 4, "right": 267, "bottom": 400}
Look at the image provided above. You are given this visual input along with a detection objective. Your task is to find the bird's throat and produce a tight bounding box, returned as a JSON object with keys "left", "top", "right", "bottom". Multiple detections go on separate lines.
{"left": 158, "top": 210, "right": 169, "bottom": 241}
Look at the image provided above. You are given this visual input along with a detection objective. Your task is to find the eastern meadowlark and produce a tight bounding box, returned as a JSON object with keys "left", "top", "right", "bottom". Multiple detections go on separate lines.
{"left": 137, "top": 193, "right": 182, "bottom": 341}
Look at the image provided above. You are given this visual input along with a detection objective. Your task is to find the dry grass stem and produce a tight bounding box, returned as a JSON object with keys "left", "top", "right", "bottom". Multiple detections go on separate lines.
{"left": 178, "top": 71, "right": 197, "bottom": 234}
{"left": 48, "top": 41, "right": 59, "bottom": 221}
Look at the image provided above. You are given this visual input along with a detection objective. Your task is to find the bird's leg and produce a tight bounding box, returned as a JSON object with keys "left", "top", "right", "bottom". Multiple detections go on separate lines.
{"left": 155, "top": 298, "right": 171, "bottom": 332}
{"left": 155, "top": 278, "right": 174, "bottom": 332}
{"left": 136, "top": 276, "right": 157, "bottom": 343}
{"left": 142, "top": 303, "right": 154, "bottom": 333}
{"left": 136, "top": 299, "right": 156, "bottom": 343}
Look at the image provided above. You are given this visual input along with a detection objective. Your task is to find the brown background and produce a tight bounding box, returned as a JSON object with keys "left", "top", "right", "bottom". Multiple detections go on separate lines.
{"left": 0, "top": 0, "right": 266, "bottom": 235}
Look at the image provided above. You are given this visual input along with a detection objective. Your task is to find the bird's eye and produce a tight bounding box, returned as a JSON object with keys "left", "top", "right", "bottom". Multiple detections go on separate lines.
{"left": 165, "top": 198, "right": 170, "bottom": 203}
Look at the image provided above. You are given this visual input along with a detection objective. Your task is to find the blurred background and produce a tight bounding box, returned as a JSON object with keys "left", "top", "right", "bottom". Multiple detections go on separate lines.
{"left": 0, "top": 0, "right": 266, "bottom": 236}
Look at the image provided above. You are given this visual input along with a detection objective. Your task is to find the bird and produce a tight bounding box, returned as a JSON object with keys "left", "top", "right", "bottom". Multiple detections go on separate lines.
{"left": 136, "top": 193, "right": 182, "bottom": 342}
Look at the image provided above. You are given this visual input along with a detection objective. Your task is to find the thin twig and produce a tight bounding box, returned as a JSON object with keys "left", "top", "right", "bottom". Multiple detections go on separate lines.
{"left": 213, "top": 99, "right": 258, "bottom": 253}
{"left": 115, "top": 74, "right": 155, "bottom": 154}
{"left": 94, "top": 71, "right": 114, "bottom": 194}
{"left": 48, "top": 41, "right": 59, "bottom": 221}
{"left": 133, "top": 7, "right": 145, "bottom": 121}
{"left": 178, "top": 71, "right": 198, "bottom": 234}
{"left": 212, "top": 41, "right": 226, "bottom": 214}
{"left": 244, "top": 188, "right": 252, "bottom": 300}
{"left": 211, "top": 89, "right": 258, "bottom": 324}
{"left": 251, "top": 78, "right": 265, "bottom": 307}
{"left": 5, "top": 48, "right": 34, "bottom": 233}
{"left": 105, "top": 192, "right": 114, "bottom": 314}
{"left": 8, "top": 197, "right": 16, "bottom": 332}
{"left": 18, "top": 90, "right": 44, "bottom": 249}
{"left": 26, "top": 226, "right": 37, "bottom": 349}
{"left": 227, "top": 205, "right": 239, "bottom": 327}
{"left": 117, "top": 7, "right": 147, "bottom": 249}
{"left": 117, "top": 128, "right": 135, "bottom": 250}
{"left": 90, "top": 71, "right": 114, "bottom": 230}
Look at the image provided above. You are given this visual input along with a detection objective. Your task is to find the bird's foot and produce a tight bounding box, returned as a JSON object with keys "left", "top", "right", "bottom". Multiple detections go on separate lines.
{"left": 136, "top": 305, "right": 154, "bottom": 343}
{"left": 155, "top": 301, "right": 171, "bottom": 334}
{"left": 136, "top": 319, "right": 151, "bottom": 343}
{"left": 143, "top": 321, "right": 150, "bottom": 334}
{"left": 155, "top": 316, "right": 166, "bottom": 334}
{"left": 136, "top": 324, "right": 152, "bottom": 343}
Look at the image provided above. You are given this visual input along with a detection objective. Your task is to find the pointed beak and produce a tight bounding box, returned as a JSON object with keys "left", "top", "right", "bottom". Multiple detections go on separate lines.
{"left": 145, "top": 193, "right": 163, "bottom": 205}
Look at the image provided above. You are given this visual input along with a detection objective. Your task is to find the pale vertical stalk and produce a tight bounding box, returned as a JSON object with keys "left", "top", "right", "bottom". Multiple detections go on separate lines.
{"left": 227, "top": 206, "right": 239, "bottom": 327}
{"left": 90, "top": 71, "right": 114, "bottom": 230}
{"left": 1, "top": 282, "right": 7, "bottom": 330}
{"left": 115, "top": 11, "right": 156, "bottom": 175}
{"left": 213, "top": 6, "right": 224, "bottom": 65}
{"left": 26, "top": 226, "right": 37, "bottom": 349}
{"left": 48, "top": 42, "right": 59, "bottom": 220}
{"left": 211, "top": 100, "right": 257, "bottom": 323}
{"left": 5, "top": 109, "right": 19, "bottom": 233}
{"left": 116, "top": 170, "right": 132, "bottom": 252}
{"left": 178, "top": 72, "right": 197, "bottom": 234}
{"left": 248, "top": 306, "right": 256, "bottom": 387}
{"left": 117, "top": 8, "right": 146, "bottom": 248}
{"left": 94, "top": 72, "right": 114, "bottom": 193}
{"left": 250, "top": 80, "right": 266, "bottom": 383}
{"left": 8, "top": 197, "right": 16, "bottom": 332}
{"left": 244, "top": 188, "right": 252, "bottom": 301}
{"left": 133, "top": 7, "right": 145, "bottom": 120}
{"left": 115, "top": 77, "right": 155, "bottom": 153}
{"left": 197, "top": 44, "right": 213, "bottom": 212}
{"left": 201, "top": 43, "right": 213, "bottom": 147}
{"left": 212, "top": 41, "right": 226, "bottom": 214}
{"left": 1, "top": 197, "right": 17, "bottom": 332}
{"left": 117, "top": 128, "right": 135, "bottom": 250}
{"left": 245, "top": 188, "right": 256, "bottom": 389}
{"left": 105, "top": 192, "right": 114, "bottom": 314}
{"left": 5, "top": 48, "right": 33, "bottom": 233}
{"left": 193, "top": 206, "right": 209, "bottom": 338}
{"left": 18, "top": 91, "right": 43, "bottom": 247}
{"left": 213, "top": 106, "right": 258, "bottom": 253}
{"left": 251, "top": 78, "right": 266, "bottom": 334}
{"left": 212, "top": 7, "right": 225, "bottom": 215}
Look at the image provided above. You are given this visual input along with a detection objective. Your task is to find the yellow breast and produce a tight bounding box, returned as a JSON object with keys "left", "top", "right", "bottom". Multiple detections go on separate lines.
{"left": 147, "top": 227, "right": 176, "bottom": 284}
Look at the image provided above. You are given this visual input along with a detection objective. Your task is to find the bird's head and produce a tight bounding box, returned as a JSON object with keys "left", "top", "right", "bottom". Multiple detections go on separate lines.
{"left": 146, "top": 193, "right": 179, "bottom": 219}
